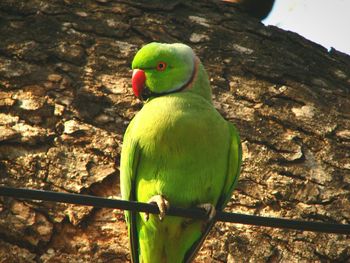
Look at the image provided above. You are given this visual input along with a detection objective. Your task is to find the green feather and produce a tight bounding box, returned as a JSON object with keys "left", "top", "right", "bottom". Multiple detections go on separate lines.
{"left": 120, "top": 42, "right": 242, "bottom": 263}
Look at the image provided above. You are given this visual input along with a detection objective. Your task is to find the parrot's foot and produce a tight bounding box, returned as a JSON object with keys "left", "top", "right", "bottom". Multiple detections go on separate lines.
{"left": 144, "top": 195, "right": 169, "bottom": 222}
{"left": 197, "top": 203, "right": 216, "bottom": 221}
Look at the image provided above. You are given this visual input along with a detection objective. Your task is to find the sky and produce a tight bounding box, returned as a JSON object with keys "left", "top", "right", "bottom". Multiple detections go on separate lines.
{"left": 263, "top": 0, "right": 350, "bottom": 55}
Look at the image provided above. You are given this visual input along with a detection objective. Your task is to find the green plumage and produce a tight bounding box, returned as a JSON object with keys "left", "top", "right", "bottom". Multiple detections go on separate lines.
{"left": 120, "top": 43, "right": 242, "bottom": 263}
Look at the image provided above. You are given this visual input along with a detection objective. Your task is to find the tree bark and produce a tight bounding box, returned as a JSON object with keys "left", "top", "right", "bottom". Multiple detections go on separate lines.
{"left": 0, "top": 0, "right": 349, "bottom": 262}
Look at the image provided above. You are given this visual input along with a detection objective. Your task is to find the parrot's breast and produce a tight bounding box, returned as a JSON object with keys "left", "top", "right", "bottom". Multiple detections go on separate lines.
{"left": 131, "top": 93, "right": 231, "bottom": 208}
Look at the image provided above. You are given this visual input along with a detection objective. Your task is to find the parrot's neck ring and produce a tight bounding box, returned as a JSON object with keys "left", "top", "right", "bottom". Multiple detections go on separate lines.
{"left": 141, "top": 56, "right": 199, "bottom": 101}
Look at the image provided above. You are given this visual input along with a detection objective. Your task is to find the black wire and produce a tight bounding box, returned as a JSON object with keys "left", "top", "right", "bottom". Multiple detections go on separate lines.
{"left": 0, "top": 186, "right": 349, "bottom": 235}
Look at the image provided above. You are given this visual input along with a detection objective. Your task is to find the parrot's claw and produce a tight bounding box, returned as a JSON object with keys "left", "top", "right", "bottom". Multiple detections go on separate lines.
{"left": 144, "top": 195, "right": 170, "bottom": 222}
{"left": 197, "top": 203, "right": 216, "bottom": 221}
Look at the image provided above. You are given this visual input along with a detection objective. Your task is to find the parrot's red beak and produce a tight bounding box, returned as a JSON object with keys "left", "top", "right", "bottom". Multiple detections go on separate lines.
{"left": 132, "top": 69, "right": 146, "bottom": 98}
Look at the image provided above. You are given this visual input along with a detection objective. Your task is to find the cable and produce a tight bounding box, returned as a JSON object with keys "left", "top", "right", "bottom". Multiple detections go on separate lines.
{"left": 0, "top": 186, "right": 349, "bottom": 234}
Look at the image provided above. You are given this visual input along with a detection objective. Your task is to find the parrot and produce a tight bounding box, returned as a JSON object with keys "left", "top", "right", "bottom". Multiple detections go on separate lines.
{"left": 120, "top": 42, "right": 242, "bottom": 263}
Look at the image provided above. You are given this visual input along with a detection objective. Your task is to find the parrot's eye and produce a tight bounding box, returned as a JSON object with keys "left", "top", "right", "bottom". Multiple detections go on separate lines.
{"left": 156, "top": 61, "right": 167, "bottom": 71}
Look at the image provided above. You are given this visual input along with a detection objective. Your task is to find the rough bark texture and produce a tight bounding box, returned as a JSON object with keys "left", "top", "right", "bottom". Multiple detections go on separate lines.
{"left": 0, "top": 1, "right": 349, "bottom": 262}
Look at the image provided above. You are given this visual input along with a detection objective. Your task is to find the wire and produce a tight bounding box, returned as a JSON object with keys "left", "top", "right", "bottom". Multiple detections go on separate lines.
{"left": 0, "top": 186, "right": 349, "bottom": 235}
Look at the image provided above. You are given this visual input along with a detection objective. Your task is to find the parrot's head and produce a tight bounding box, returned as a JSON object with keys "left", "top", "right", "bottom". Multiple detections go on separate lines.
{"left": 131, "top": 42, "right": 211, "bottom": 102}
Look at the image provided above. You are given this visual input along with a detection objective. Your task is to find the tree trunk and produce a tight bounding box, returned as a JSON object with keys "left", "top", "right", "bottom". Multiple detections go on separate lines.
{"left": 0, "top": 0, "right": 349, "bottom": 262}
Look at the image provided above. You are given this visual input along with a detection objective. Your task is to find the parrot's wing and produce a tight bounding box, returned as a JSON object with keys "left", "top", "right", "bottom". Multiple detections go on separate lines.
{"left": 184, "top": 122, "right": 242, "bottom": 263}
{"left": 120, "top": 125, "right": 141, "bottom": 263}
{"left": 217, "top": 122, "right": 242, "bottom": 210}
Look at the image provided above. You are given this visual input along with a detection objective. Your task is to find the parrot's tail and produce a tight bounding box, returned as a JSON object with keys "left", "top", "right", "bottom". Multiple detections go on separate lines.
{"left": 137, "top": 215, "right": 214, "bottom": 263}
{"left": 183, "top": 220, "right": 215, "bottom": 263}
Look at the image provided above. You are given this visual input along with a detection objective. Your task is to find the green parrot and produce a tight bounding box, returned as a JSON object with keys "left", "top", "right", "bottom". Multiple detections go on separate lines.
{"left": 120, "top": 42, "right": 242, "bottom": 263}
